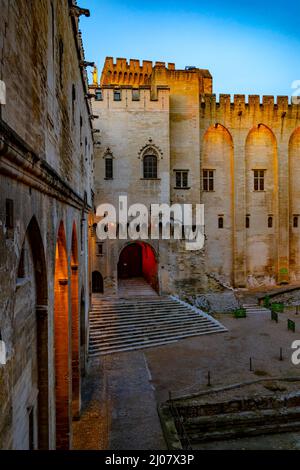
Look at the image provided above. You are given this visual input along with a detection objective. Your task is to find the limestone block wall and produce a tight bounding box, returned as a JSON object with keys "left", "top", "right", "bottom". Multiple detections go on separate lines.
{"left": 200, "top": 94, "right": 300, "bottom": 287}
{"left": 90, "top": 86, "right": 170, "bottom": 292}
{"left": 92, "top": 86, "right": 170, "bottom": 209}
{"left": 0, "top": 0, "right": 93, "bottom": 204}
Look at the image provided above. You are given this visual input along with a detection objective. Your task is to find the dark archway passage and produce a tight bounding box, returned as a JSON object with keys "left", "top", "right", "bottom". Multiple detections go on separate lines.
{"left": 92, "top": 271, "right": 104, "bottom": 293}
{"left": 118, "top": 243, "right": 142, "bottom": 278}
{"left": 117, "top": 242, "right": 158, "bottom": 292}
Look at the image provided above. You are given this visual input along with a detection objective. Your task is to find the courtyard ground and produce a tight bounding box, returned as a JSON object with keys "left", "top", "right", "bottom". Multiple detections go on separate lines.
{"left": 73, "top": 304, "right": 300, "bottom": 450}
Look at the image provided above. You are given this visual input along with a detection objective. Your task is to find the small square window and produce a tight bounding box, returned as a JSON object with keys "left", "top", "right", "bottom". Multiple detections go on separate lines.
{"left": 253, "top": 169, "right": 265, "bottom": 191}
{"left": 95, "top": 89, "right": 103, "bottom": 101}
{"left": 203, "top": 170, "right": 214, "bottom": 191}
{"left": 114, "top": 90, "right": 121, "bottom": 101}
{"left": 175, "top": 170, "right": 189, "bottom": 188}
{"left": 132, "top": 89, "right": 140, "bottom": 101}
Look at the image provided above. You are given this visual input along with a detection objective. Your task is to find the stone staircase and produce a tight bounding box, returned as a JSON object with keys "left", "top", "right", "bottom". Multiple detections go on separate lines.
{"left": 241, "top": 301, "right": 270, "bottom": 315}
{"left": 118, "top": 277, "right": 158, "bottom": 298}
{"left": 88, "top": 296, "right": 227, "bottom": 357}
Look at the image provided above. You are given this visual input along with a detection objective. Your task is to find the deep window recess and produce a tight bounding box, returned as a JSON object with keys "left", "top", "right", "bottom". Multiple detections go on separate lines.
{"left": 218, "top": 216, "right": 224, "bottom": 229}
{"left": 114, "top": 90, "right": 121, "bottom": 101}
{"left": 95, "top": 89, "right": 103, "bottom": 101}
{"left": 268, "top": 216, "right": 273, "bottom": 228}
{"left": 132, "top": 89, "right": 140, "bottom": 101}
{"left": 5, "top": 199, "right": 14, "bottom": 229}
{"left": 17, "top": 246, "right": 25, "bottom": 279}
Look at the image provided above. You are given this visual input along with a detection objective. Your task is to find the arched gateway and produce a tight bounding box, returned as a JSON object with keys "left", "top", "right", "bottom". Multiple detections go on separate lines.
{"left": 117, "top": 242, "right": 159, "bottom": 293}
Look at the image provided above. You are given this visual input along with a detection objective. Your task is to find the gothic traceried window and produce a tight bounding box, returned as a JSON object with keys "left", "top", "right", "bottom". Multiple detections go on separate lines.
{"left": 143, "top": 154, "right": 157, "bottom": 179}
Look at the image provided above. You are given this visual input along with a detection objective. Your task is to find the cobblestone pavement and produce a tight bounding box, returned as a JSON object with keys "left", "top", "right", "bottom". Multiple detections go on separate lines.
{"left": 74, "top": 307, "right": 300, "bottom": 449}
{"left": 73, "top": 352, "right": 166, "bottom": 450}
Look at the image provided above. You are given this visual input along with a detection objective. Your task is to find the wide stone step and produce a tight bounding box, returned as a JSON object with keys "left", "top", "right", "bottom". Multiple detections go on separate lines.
{"left": 90, "top": 320, "right": 213, "bottom": 337}
{"left": 89, "top": 310, "right": 205, "bottom": 325}
{"left": 90, "top": 306, "right": 194, "bottom": 317}
{"left": 185, "top": 415, "right": 300, "bottom": 443}
{"left": 88, "top": 295, "right": 226, "bottom": 356}
{"left": 89, "top": 328, "right": 225, "bottom": 356}
{"left": 91, "top": 301, "right": 181, "bottom": 310}
{"left": 184, "top": 407, "right": 300, "bottom": 430}
{"left": 90, "top": 322, "right": 221, "bottom": 343}
{"left": 89, "top": 324, "right": 223, "bottom": 348}
{"left": 90, "top": 316, "right": 213, "bottom": 332}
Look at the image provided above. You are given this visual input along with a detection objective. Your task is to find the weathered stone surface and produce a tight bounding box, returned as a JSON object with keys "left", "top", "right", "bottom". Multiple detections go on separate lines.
{"left": 0, "top": 0, "right": 93, "bottom": 449}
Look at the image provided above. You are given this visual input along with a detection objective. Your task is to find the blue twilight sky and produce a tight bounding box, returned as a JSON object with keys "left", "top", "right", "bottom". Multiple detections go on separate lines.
{"left": 79, "top": 0, "right": 300, "bottom": 97}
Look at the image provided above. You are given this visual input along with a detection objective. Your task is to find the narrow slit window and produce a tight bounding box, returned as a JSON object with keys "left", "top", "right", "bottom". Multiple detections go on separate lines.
{"left": 5, "top": 199, "right": 14, "bottom": 229}
{"left": 218, "top": 216, "right": 224, "bottom": 229}
{"left": 246, "top": 215, "right": 250, "bottom": 228}
{"left": 293, "top": 216, "right": 299, "bottom": 228}
{"left": 17, "top": 246, "right": 25, "bottom": 279}
{"left": 105, "top": 157, "right": 113, "bottom": 179}
{"left": 268, "top": 216, "right": 273, "bottom": 228}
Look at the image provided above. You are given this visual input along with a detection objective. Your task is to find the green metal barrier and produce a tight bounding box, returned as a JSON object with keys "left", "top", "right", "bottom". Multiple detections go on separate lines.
{"left": 234, "top": 308, "right": 247, "bottom": 318}
{"left": 288, "top": 319, "right": 296, "bottom": 332}
{"left": 271, "top": 302, "right": 284, "bottom": 313}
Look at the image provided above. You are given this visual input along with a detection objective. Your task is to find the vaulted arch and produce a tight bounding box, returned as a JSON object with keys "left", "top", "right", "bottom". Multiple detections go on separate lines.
{"left": 245, "top": 124, "right": 278, "bottom": 283}
{"left": 201, "top": 124, "right": 234, "bottom": 283}
{"left": 54, "top": 221, "right": 70, "bottom": 449}
{"left": 289, "top": 127, "right": 300, "bottom": 279}
{"left": 12, "top": 216, "right": 49, "bottom": 449}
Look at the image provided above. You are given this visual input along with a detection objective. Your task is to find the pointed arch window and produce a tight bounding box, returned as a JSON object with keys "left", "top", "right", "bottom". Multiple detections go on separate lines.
{"left": 143, "top": 154, "right": 157, "bottom": 179}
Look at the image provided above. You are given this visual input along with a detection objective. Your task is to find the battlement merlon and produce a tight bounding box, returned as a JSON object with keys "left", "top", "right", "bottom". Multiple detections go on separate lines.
{"left": 200, "top": 94, "right": 299, "bottom": 115}
{"left": 100, "top": 57, "right": 213, "bottom": 92}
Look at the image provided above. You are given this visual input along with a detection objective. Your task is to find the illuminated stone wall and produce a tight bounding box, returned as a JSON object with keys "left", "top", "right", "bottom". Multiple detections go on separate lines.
{"left": 0, "top": 0, "right": 93, "bottom": 449}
